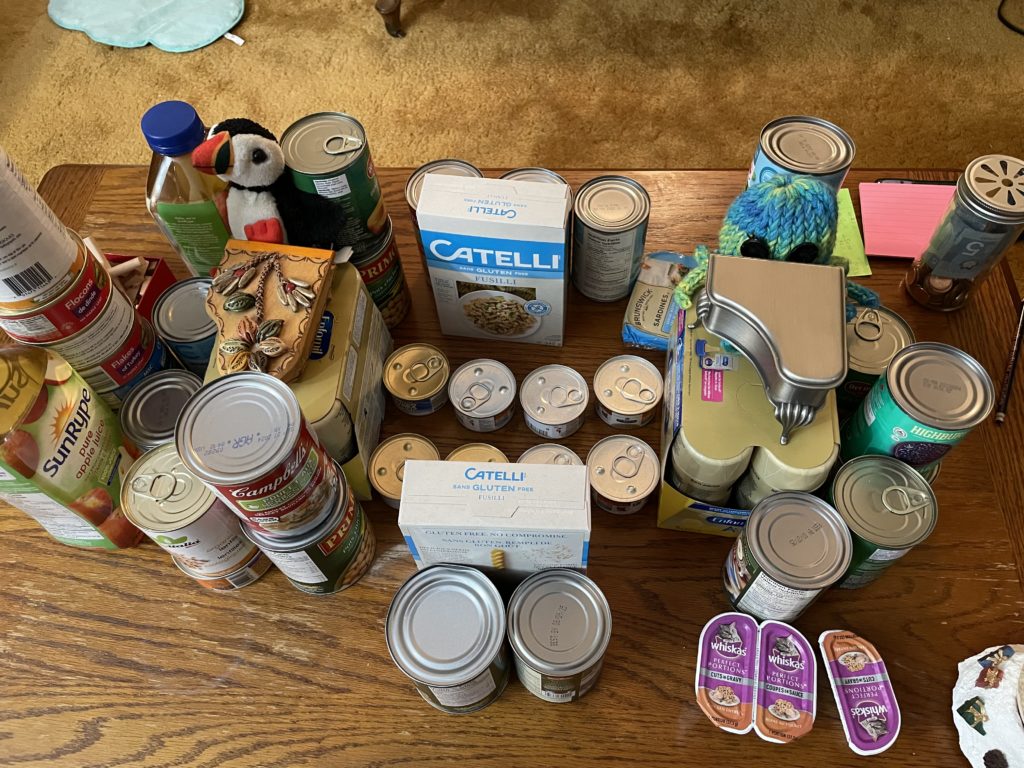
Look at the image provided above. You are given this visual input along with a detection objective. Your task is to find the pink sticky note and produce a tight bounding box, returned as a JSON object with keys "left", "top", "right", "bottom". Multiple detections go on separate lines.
{"left": 859, "top": 182, "right": 955, "bottom": 259}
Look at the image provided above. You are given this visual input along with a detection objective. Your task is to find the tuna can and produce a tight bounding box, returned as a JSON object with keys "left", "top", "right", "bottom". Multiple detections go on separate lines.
{"left": 405, "top": 159, "right": 483, "bottom": 258}
{"left": 386, "top": 563, "right": 510, "bottom": 714}
{"left": 500, "top": 167, "right": 571, "bottom": 191}
{"left": 507, "top": 568, "right": 611, "bottom": 703}
{"left": 121, "top": 443, "right": 261, "bottom": 577}
{"left": 518, "top": 444, "right": 583, "bottom": 466}
{"left": 723, "top": 492, "right": 853, "bottom": 622}
{"left": 587, "top": 435, "right": 660, "bottom": 514}
{"left": 840, "top": 342, "right": 994, "bottom": 469}
{"left": 748, "top": 115, "right": 856, "bottom": 194}
{"left": 280, "top": 112, "right": 388, "bottom": 257}
{"left": 176, "top": 372, "right": 341, "bottom": 535}
{"left": 594, "top": 354, "right": 663, "bottom": 428}
{"left": 520, "top": 364, "right": 589, "bottom": 439}
{"left": 119, "top": 369, "right": 202, "bottom": 456}
{"left": 174, "top": 548, "right": 272, "bottom": 591}
{"left": 572, "top": 175, "right": 651, "bottom": 301}
{"left": 670, "top": 426, "right": 752, "bottom": 505}
{"left": 349, "top": 216, "right": 410, "bottom": 328}
{"left": 151, "top": 277, "right": 217, "bottom": 377}
{"left": 445, "top": 443, "right": 509, "bottom": 463}
{"left": 383, "top": 343, "right": 449, "bottom": 416}
{"left": 369, "top": 433, "right": 440, "bottom": 508}
{"left": 838, "top": 306, "right": 916, "bottom": 413}
{"left": 88, "top": 319, "right": 172, "bottom": 413}
{"left": 830, "top": 456, "right": 937, "bottom": 589}
{"left": 449, "top": 359, "right": 517, "bottom": 433}
{"left": 733, "top": 444, "right": 839, "bottom": 510}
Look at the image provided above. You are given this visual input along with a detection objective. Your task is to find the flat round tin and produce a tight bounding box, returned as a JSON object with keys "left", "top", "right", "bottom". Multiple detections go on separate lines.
{"left": 153, "top": 278, "right": 216, "bottom": 342}
{"left": 405, "top": 159, "right": 482, "bottom": 210}
{"left": 886, "top": 342, "right": 994, "bottom": 430}
{"left": 121, "top": 443, "right": 215, "bottom": 531}
{"left": 520, "top": 364, "right": 589, "bottom": 427}
{"left": 280, "top": 112, "right": 367, "bottom": 174}
{"left": 847, "top": 307, "right": 915, "bottom": 376}
{"left": 574, "top": 176, "right": 650, "bottom": 233}
{"left": 445, "top": 443, "right": 508, "bottom": 463}
{"left": 760, "top": 116, "right": 855, "bottom": 175}
{"left": 587, "top": 435, "right": 659, "bottom": 503}
{"left": 594, "top": 355, "right": 663, "bottom": 416}
{"left": 449, "top": 359, "right": 517, "bottom": 419}
{"left": 518, "top": 444, "right": 583, "bottom": 465}
{"left": 120, "top": 369, "right": 202, "bottom": 450}
{"left": 384, "top": 343, "right": 449, "bottom": 401}
{"left": 369, "top": 433, "right": 440, "bottom": 500}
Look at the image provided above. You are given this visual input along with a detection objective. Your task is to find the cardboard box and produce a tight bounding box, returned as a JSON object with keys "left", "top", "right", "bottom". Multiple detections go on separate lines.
{"left": 415, "top": 175, "right": 571, "bottom": 346}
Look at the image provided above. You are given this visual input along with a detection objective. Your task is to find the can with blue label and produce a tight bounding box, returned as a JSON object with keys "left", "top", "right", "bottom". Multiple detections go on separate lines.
{"left": 748, "top": 116, "right": 855, "bottom": 194}
{"left": 152, "top": 277, "right": 216, "bottom": 376}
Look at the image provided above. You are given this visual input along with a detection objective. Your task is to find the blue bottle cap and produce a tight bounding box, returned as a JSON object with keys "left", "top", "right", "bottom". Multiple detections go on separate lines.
{"left": 141, "top": 101, "right": 205, "bottom": 156}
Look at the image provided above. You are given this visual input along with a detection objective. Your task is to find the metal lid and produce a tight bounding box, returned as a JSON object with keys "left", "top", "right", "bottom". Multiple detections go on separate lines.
{"left": 886, "top": 342, "right": 994, "bottom": 430}
{"left": 594, "top": 355, "right": 663, "bottom": 415}
{"left": 153, "top": 278, "right": 216, "bottom": 342}
{"left": 586, "top": 436, "right": 659, "bottom": 503}
{"left": 120, "top": 370, "right": 203, "bottom": 449}
{"left": 960, "top": 155, "right": 1024, "bottom": 223}
{"left": 383, "top": 343, "right": 449, "bottom": 401}
{"left": 507, "top": 568, "right": 611, "bottom": 677}
{"left": 499, "top": 167, "right": 569, "bottom": 187}
{"left": 519, "top": 365, "right": 589, "bottom": 426}
{"left": 846, "top": 307, "right": 916, "bottom": 376}
{"left": 386, "top": 564, "right": 506, "bottom": 687}
{"left": 405, "top": 159, "right": 483, "bottom": 209}
{"left": 242, "top": 478, "right": 345, "bottom": 552}
{"left": 573, "top": 176, "right": 650, "bottom": 233}
{"left": 175, "top": 372, "right": 302, "bottom": 485}
{"left": 744, "top": 492, "right": 852, "bottom": 589}
{"left": 280, "top": 112, "right": 367, "bottom": 174}
{"left": 369, "top": 433, "right": 439, "bottom": 500}
{"left": 760, "top": 115, "right": 856, "bottom": 175}
{"left": 445, "top": 443, "right": 509, "bottom": 463}
{"left": 832, "top": 456, "right": 937, "bottom": 549}
{"left": 518, "top": 444, "right": 583, "bottom": 466}
{"left": 449, "top": 359, "right": 517, "bottom": 419}
{"left": 120, "top": 443, "right": 216, "bottom": 532}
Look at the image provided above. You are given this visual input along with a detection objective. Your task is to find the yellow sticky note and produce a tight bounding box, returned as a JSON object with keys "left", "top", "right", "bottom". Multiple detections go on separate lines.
{"left": 835, "top": 188, "right": 871, "bottom": 277}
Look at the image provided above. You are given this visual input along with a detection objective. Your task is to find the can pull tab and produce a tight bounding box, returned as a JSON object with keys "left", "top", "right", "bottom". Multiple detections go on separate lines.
{"left": 460, "top": 381, "right": 493, "bottom": 412}
{"left": 545, "top": 384, "right": 585, "bottom": 409}
{"left": 617, "top": 376, "right": 657, "bottom": 405}
{"left": 323, "top": 134, "right": 363, "bottom": 156}
{"left": 854, "top": 309, "right": 884, "bottom": 342}
{"left": 882, "top": 485, "right": 931, "bottom": 515}
{"left": 611, "top": 444, "right": 646, "bottom": 480}
{"left": 131, "top": 470, "right": 187, "bottom": 504}
{"left": 405, "top": 356, "right": 443, "bottom": 385}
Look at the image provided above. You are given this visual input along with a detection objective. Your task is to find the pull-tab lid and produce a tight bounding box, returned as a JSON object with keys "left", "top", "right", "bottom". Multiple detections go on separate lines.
{"left": 961, "top": 154, "right": 1024, "bottom": 223}
{"left": 594, "top": 355, "right": 664, "bottom": 415}
{"left": 384, "top": 344, "right": 449, "bottom": 401}
{"left": 120, "top": 444, "right": 214, "bottom": 532}
{"left": 280, "top": 112, "right": 368, "bottom": 174}
{"left": 449, "top": 359, "right": 517, "bottom": 418}
{"left": 518, "top": 444, "right": 583, "bottom": 466}
{"left": 520, "top": 364, "right": 589, "bottom": 426}
{"left": 445, "top": 443, "right": 508, "bottom": 463}
{"left": 586, "top": 435, "right": 659, "bottom": 503}
{"left": 369, "top": 433, "right": 440, "bottom": 500}
{"left": 846, "top": 306, "right": 916, "bottom": 376}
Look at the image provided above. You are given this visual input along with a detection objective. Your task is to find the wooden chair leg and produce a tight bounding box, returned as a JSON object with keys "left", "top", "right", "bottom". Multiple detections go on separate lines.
{"left": 374, "top": 0, "right": 405, "bottom": 37}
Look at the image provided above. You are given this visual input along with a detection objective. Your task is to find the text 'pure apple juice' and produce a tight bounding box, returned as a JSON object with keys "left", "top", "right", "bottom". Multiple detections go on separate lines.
{"left": 0, "top": 346, "right": 142, "bottom": 548}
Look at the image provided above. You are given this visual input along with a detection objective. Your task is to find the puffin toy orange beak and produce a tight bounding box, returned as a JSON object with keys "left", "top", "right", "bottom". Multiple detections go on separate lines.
{"left": 192, "top": 131, "right": 233, "bottom": 176}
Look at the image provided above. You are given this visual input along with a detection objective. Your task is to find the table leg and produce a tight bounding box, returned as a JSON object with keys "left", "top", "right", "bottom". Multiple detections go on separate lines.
{"left": 374, "top": 0, "right": 405, "bottom": 37}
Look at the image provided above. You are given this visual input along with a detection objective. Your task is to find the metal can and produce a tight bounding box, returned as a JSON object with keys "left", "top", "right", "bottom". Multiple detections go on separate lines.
{"left": 587, "top": 435, "right": 659, "bottom": 514}
{"left": 368, "top": 433, "right": 440, "bottom": 508}
{"left": 383, "top": 343, "right": 449, "bottom": 416}
{"left": 119, "top": 370, "right": 202, "bottom": 456}
{"left": 840, "top": 342, "right": 994, "bottom": 469}
{"left": 572, "top": 175, "right": 651, "bottom": 302}
{"left": 406, "top": 158, "right": 483, "bottom": 249}
{"left": 280, "top": 112, "right": 388, "bottom": 257}
{"left": 733, "top": 444, "right": 838, "bottom": 510}
{"left": 670, "top": 426, "right": 752, "bottom": 505}
{"left": 723, "top": 492, "right": 852, "bottom": 622}
{"left": 518, "top": 444, "right": 583, "bottom": 466}
{"left": 507, "top": 568, "right": 611, "bottom": 703}
{"left": 919, "top": 460, "right": 941, "bottom": 485}
{"left": 151, "top": 277, "right": 217, "bottom": 376}
{"left": 174, "top": 548, "right": 272, "bottom": 591}
{"left": 500, "top": 167, "right": 571, "bottom": 190}
{"left": 349, "top": 216, "right": 411, "bottom": 329}
{"left": 594, "top": 354, "right": 663, "bottom": 427}
{"left": 748, "top": 115, "right": 856, "bottom": 194}
{"left": 386, "top": 563, "right": 510, "bottom": 714}
{"left": 449, "top": 359, "right": 517, "bottom": 433}
{"left": 905, "top": 154, "right": 1024, "bottom": 311}
{"left": 445, "top": 443, "right": 508, "bottom": 463}
{"left": 520, "top": 364, "right": 589, "bottom": 439}
{"left": 838, "top": 306, "right": 916, "bottom": 413}
{"left": 829, "top": 456, "right": 937, "bottom": 590}
{"left": 176, "top": 372, "right": 340, "bottom": 535}
{"left": 87, "top": 319, "right": 172, "bottom": 412}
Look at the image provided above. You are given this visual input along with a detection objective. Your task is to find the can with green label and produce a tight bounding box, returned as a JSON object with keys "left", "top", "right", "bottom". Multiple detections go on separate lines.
{"left": 838, "top": 306, "right": 915, "bottom": 415}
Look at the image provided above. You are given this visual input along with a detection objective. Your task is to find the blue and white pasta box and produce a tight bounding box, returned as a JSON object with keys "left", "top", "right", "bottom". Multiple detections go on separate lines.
{"left": 416, "top": 174, "right": 571, "bottom": 346}
{"left": 398, "top": 460, "right": 591, "bottom": 576}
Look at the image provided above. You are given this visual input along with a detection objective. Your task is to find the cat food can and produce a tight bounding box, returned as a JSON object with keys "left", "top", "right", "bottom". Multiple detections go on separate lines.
{"left": 445, "top": 443, "right": 508, "bottom": 463}
{"left": 349, "top": 216, "right": 410, "bottom": 328}
{"left": 280, "top": 112, "right": 387, "bottom": 257}
{"left": 838, "top": 306, "right": 916, "bottom": 413}
{"left": 586, "top": 435, "right": 659, "bottom": 514}
{"left": 748, "top": 115, "right": 856, "bottom": 194}
{"left": 840, "top": 342, "right": 994, "bottom": 469}
{"left": 507, "top": 568, "right": 611, "bottom": 703}
{"left": 671, "top": 425, "right": 752, "bottom": 505}
{"left": 152, "top": 277, "right": 217, "bottom": 377}
{"left": 733, "top": 443, "right": 838, "bottom": 510}
{"left": 572, "top": 175, "right": 651, "bottom": 302}
{"left": 386, "top": 563, "right": 510, "bottom": 714}
{"left": 520, "top": 364, "right": 589, "bottom": 439}
{"left": 119, "top": 369, "right": 202, "bottom": 456}
{"left": 406, "top": 159, "right": 483, "bottom": 257}
{"left": 829, "top": 456, "right": 937, "bottom": 589}
{"left": 176, "top": 372, "right": 341, "bottom": 535}
{"left": 174, "top": 548, "right": 272, "bottom": 591}
{"left": 723, "top": 492, "right": 852, "bottom": 622}
{"left": 594, "top": 354, "right": 663, "bottom": 427}
{"left": 383, "top": 343, "right": 449, "bottom": 416}
{"left": 369, "top": 433, "right": 440, "bottom": 508}
{"left": 449, "top": 359, "right": 517, "bottom": 432}
{"left": 518, "top": 443, "right": 583, "bottom": 466}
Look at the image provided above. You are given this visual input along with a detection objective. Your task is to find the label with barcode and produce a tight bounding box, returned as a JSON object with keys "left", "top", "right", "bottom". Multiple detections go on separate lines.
{"left": 2, "top": 262, "right": 53, "bottom": 296}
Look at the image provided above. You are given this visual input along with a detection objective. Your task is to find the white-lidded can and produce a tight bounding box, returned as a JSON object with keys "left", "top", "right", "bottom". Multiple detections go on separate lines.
{"left": 670, "top": 426, "right": 752, "bottom": 505}
{"left": 587, "top": 435, "right": 659, "bottom": 514}
{"left": 449, "top": 359, "right": 517, "bottom": 433}
{"left": 519, "top": 364, "right": 589, "bottom": 439}
{"left": 733, "top": 443, "right": 839, "bottom": 509}
{"left": 369, "top": 433, "right": 440, "bottom": 509}
{"left": 518, "top": 444, "right": 583, "bottom": 466}
{"left": 383, "top": 343, "right": 450, "bottom": 416}
{"left": 594, "top": 355, "right": 663, "bottom": 428}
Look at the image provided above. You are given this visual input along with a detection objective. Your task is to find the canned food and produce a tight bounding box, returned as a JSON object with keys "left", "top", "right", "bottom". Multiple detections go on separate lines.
{"left": 121, "top": 443, "right": 259, "bottom": 576}
{"left": 572, "top": 175, "right": 651, "bottom": 301}
{"left": 841, "top": 342, "right": 994, "bottom": 469}
{"left": 152, "top": 277, "right": 217, "bottom": 376}
{"left": 594, "top": 355, "right": 663, "bottom": 427}
{"left": 449, "top": 359, "right": 517, "bottom": 433}
{"left": 369, "top": 433, "right": 440, "bottom": 508}
{"left": 520, "top": 364, "right": 589, "bottom": 439}
{"left": 383, "top": 343, "right": 449, "bottom": 416}
{"left": 174, "top": 547, "right": 272, "bottom": 591}
{"left": 280, "top": 112, "right": 387, "bottom": 257}
{"left": 89, "top": 320, "right": 171, "bottom": 412}
{"left": 386, "top": 563, "right": 510, "bottom": 714}
{"left": 670, "top": 427, "right": 752, "bottom": 505}
{"left": 518, "top": 444, "right": 583, "bottom": 465}
{"left": 349, "top": 217, "right": 410, "bottom": 328}
{"left": 733, "top": 444, "right": 838, "bottom": 510}
{"left": 748, "top": 115, "right": 856, "bottom": 194}
{"left": 500, "top": 167, "right": 571, "bottom": 190}
{"left": 507, "top": 568, "right": 611, "bottom": 703}
{"left": 587, "top": 435, "right": 659, "bottom": 514}
{"left": 919, "top": 461, "right": 941, "bottom": 485}
{"left": 445, "top": 443, "right": 508, "bottom": 463}
{"left": 838, "top": 307, "right": 915, "bottom": 413}
{"left": 723, "top": 492, "right": 852, "bottom": 622}
{"left": 406, "top": 159, "right": 483, "bottom": 259}
{"left": 119, "top": 370, "right": 202, "bottom": 456}
{"left": 829, "top": 456, "right": 937, "bottom": 589}
{"left": 176, "top": 372, "right": 340, "bottom": 535}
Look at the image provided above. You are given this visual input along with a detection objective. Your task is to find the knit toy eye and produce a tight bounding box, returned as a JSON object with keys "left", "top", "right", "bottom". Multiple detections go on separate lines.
{"left": 251, "top": 148, "right": 268, "bottom": 164}
{"left": 740, "top": 236, "right": 772, "bottom": 260}
{"left": 787, "top": 242, "right": 820, "bottom": 263}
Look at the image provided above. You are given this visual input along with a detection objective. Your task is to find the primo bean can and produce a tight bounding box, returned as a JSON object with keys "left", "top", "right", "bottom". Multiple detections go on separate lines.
{"left": 349, "top": 217, "right": 411, "bottom": 328}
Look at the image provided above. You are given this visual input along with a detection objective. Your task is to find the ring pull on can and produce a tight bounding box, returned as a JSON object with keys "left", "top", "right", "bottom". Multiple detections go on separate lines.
{"left": 881, "top": 484, "right": 931, "bottom": 515}
{"left": 853, "top": 310, "right": 884, "bottom": 342}
{"left": 407, "top": 356, "right": 445, "bottom": 387}
{"left": 323, "top": 134, "right": 362, "bottom": 155}
{"left": 612, "top": 445, "right": 646, "bottom": 480}
{"left": 461, "top": 381, "right": 493, "bottom": 411}
{"left": 617, "top": 376, "right": 657, "bottom": 405}
{"left": 546, "top": 384, "right": 585, "bottom": 408}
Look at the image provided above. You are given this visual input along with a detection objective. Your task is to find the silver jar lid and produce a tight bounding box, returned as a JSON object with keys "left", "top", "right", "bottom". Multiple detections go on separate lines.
{"left": 574, "top": 176, "right": 650, "bottom": 233}
{"left": 152, "top": 278, "right": 216, "bottom": 342}
{"left": 520, "top": 364, "right": 589, "bottom": 426}
{"left": 406, "top": 159, "right": 483, "bottom": 209}
{"left": 120, "top": 369, "right": 202, "bottom": 451}
{"left": 760, "top": 115, "right": 856, "bottom": 175}
{"left": 594, "top": 355, "right": 663, "bottom": 415}
{"left": 586, "top": 436, "right": 659, "bottom": 503}
{"left": 518, "top": 444, "right": 583, "bottom": 466}
{"left": 449, "top": 359, "right": 517, "bottom": 419}
{"left": 960, "top": 154, "right": 1024, "bottom": 223}
{"left": 846, "top": 307, "right": 915, "bottom": 376}
{"left": 886, "top": 342, "right": 994, "bottom": 430}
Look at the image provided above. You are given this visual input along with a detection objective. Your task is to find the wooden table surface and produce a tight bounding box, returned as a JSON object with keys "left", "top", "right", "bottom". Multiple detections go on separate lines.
{"left": 1, "top": 165, "right": 1022, "bottom": 767}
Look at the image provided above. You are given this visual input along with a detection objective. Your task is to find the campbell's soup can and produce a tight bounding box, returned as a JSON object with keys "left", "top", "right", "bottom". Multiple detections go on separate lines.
{"left": 176, "top": 372, "right": 341, "bottom": 535}
{"left": 152, "top": 277, "right": 217, "bottom": 377}
{"left": 349, "top": 217, "right": 410, "bottom": 328}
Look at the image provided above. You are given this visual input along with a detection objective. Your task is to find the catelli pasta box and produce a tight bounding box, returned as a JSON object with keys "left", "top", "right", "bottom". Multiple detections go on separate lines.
{"left": 415, "top": 175, "right": 571, "bottom": 346}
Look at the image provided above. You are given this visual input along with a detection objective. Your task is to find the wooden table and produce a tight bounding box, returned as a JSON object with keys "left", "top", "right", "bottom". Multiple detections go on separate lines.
{"left": 2, "top": 166, "right": 1022, "bottom": 767}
